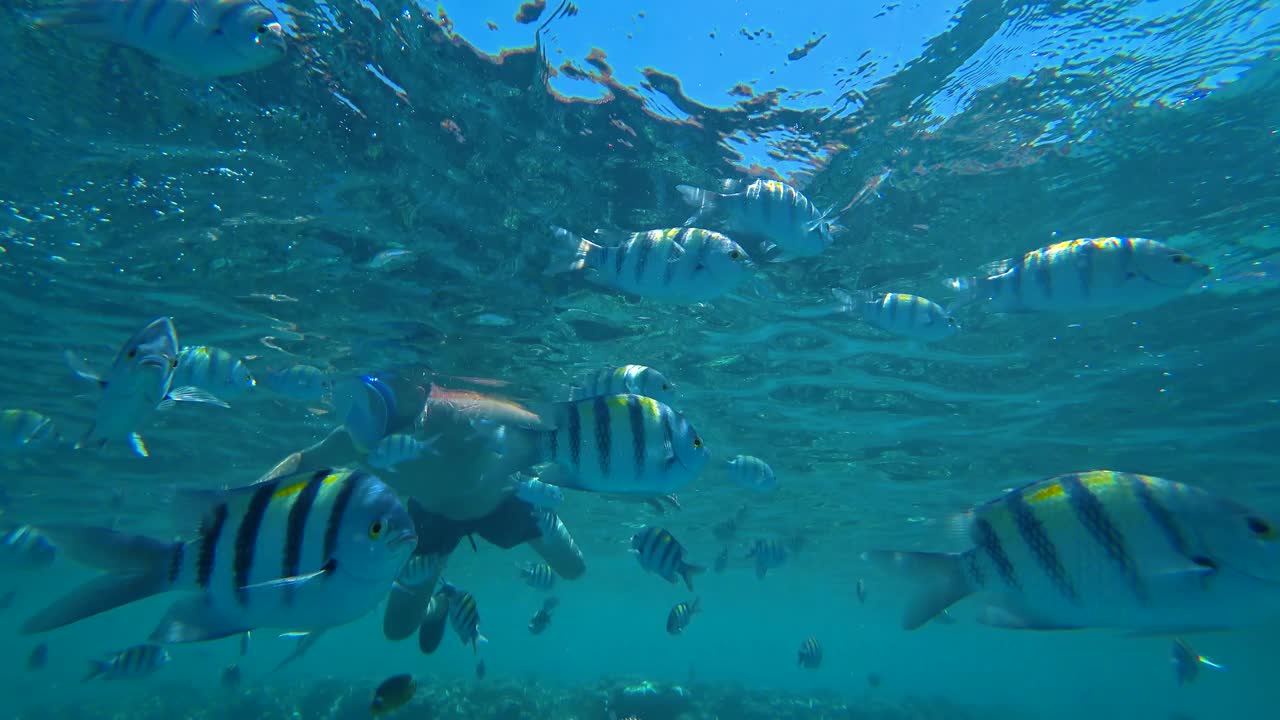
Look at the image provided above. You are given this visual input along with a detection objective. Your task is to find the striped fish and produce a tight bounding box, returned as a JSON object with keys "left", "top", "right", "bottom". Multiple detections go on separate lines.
{"left": 367, "top": 433, "right": 438, "bottom": 472}
{"left": 833, "top": 288, "right": 958, "bottom": 342}
{"left": 864, "top": 471, "right": 1280, "bottom": 632}
{"left": 949, "top": 237, "right": 1211, "bottom": 314}
{"left": 545, "top": 226, "right": 752, "bottom": 302}
{"left": 677, "top": 178, "right": 836, "bottom": 261}
{"left": 564, "top": 365, "right": 676, "bottom": 405}
{"left": 172, "top": 346, "right": 255, "bottom": 400}
{"left": 514, "top": 477, "right": 564, "bottom": 510}
{"left": 22, "top": 468, "right": 416, "bottom": 643}
{"left": 630, "top": 527, "right": 704, "bottom": 590}
{"left": 34, "top": 0, "right": 288, "bottom": 78}
{"left": 0, "top": 409, "right": 58, "bottom": 454}
{"left": 84, "top": 643, "right": 170, "bottom": 681}
{"left": 797, "top": 636, "right": 822, "bottom": 669}
{"left": 1, "top": 526, "right": 57, "bottom": 570}
{"left": 519, "top": 561, "right": 556, "bottom": 591}
{"left": 439, "top": 583, "right": 487, "bottom": 653}
{"left": 395, "top": 552, "right": 447, "bottom": 592}
{"left": 526, "top": 394, "right": 710, "bottom": 496}
{"left": 747, "top": 539, "right": 788, "bottom": 579}
{"left": 261, "top": 365, "right": 332, "bottom": 402}
{"left": 666, "top": 597, "right": 700, "bottom": 635}
{"left": 725, "top": 455, "right": 777, "bottom": 493}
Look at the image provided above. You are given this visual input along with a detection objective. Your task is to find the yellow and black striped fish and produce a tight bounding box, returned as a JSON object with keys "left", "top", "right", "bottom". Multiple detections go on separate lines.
{"left": 833, "top": 288, "right": 958, "bottom": 342}
{"left": 528, "top": 394, "right": 710, "bottom": 496}
{"left": 865, "top": 470, "right": 1280, "bottom": 633}
{"left": 949, "top": 237, "right": 1211, "bottom": 314}
{"left": 564, "top": 365, "right": 675, "bottom": 405}
{"left": 631, "top": 526, "right": 704, "bottom": 590}
{"left": 22, "top": 468, "right": 416, "bottom": 643}
{"left": 797, "top": 636, "right": 822, "bottom": 668}
{"left": 440, "top": 583, "right": 487, "bottom": 653}
{"left": 84, "top": 643, "right": 170, "bottom": 681}
{"left": 666, "top": 597, "right": 700, "bottom": 635}
{"left": 546, "top": 226, "right": 752, "bottom": 302}
{"left": 677, "top": 178, "right": 836, "bottom": 261}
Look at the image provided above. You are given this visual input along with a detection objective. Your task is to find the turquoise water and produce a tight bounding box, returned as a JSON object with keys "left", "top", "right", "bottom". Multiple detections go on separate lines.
{"left": 2, "top": 0, "right": 1280, "bottom": 718}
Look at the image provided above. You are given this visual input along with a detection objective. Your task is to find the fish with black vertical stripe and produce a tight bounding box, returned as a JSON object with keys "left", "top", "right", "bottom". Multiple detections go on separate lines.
{"left": 31, "top": 0, "right": 288, "bottom": 78}
{"left": 439, "top": 582, "right": 487, "bottom": 653}
{"left": 677, "top": 178, "right": 837, "bottom": 261}
{"left": 83, "top": 643, "right": 170, "bottom": 681}
{"left": 832, "top": 288, "right": 958, "bottom": 342}
{"left": 948, "top": 237, "right": 1211, "bottom": 315}
{"left": 516, "top": 394, "right": 710, "bottom": 496}
{"left": 545, "top": 226, "right": 752, "bottom": 301}
{"left": 863, "top": 470, "right": 1280, "bottom": 633}
{"left": 20, "top": 468, "right": 417, "bottom": 643}
{"left": 630, "top": 526, "right": 704, "bottom": 590}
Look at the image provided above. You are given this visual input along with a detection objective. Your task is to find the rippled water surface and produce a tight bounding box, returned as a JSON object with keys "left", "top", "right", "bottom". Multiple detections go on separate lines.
{"left": 2, "top": 1, "right": 1279, "bottom": 719}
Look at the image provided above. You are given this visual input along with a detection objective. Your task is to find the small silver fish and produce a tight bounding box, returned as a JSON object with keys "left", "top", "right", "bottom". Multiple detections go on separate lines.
{"left": 366, "top": 433, "right": 438, "bottom": 472}
{"left": 172, "top": 346, "right": 255, "bottom": 400}
{"left": 74, "top": 317, "right": 227, "bottom": 457}
{"left": 35, "top": 0, "right": 288, "bottom": 78}
{"left": 677, "top": 179, "right": 837, "bottom": 261}
{"left": 725, "top": 455, "right": 777, "bottom": 493}
{"left": 0, "top": 410, "right": 58, "bottom": 454}
{"left": 84, "top": 643, "right": 170, "bottom": 681}
{"left": 261, "top": 364, "right": 332, "bottom": 402}
{"left": 546, "top": 226, "right": 752, "bottom": 302}
{"left": 564, "top": 365, "right": 676, "bottom": 405}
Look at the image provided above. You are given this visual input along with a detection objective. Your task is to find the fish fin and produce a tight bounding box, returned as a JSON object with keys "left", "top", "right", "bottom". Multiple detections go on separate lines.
{"left": 680, "top": 563, "right": 706, "bottom": 591}
{"left": 24, "top": 570, "right": 172, "bottom": 635}
{"left": 476, "top": 632, "right": 489, "bottom": 648}
{"left": 977, "top": 603, "right": 1084, "bottom": 631}
{"left": 675, "top": 185, "right": 717, "bottom": 218}
{"left": 150, "top": 596, "right": 252, "bottom": 644}
{"left": 37, "top": 525, "right": 173, "bottom": 573}
{"left": 944, "top": 276, "right": 982, "bottom": 313}
{"left": 383, "top": 582, "right": 433, "bottom": 641}
{"left": 546, "top": 226, "right": 604, "bottom": 275}
{"left": 1118, "top": 627, "right": 1230, "bottom": 639}
{"left": 74, "top": 427, "right": 105, "bottom": 451}
{"left": 129, "top": 432, "right": 149, "bottom": 457}
{"left": 861, "top": 549, "right": 972, "bottom": 630}
{"left": 237, "top": 560, "right": 335, "bottom": 592}
{"left": 64, "top": 350, "right": 101, "bottom": 383}
{"left": 166, "top": 386, "right": 230, "bottom": 408}
{"left": 82, "top": 659, "right": 109, "bottom": 682}
{"left": 173, "top": 473, "right": 331, "bottom": 534}
{"left": 591, "top": 228, "right": 632, "bottom": 246}
{"left": 665, "top": 241, "right": 687, "bottom": 262}
{"left": 418, "top": 594, "right": 449, "bottom": 654}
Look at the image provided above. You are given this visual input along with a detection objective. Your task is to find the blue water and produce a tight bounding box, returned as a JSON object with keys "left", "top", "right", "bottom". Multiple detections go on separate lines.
{"left": 2, "top": 0, "right": 1280, "bottom": 719}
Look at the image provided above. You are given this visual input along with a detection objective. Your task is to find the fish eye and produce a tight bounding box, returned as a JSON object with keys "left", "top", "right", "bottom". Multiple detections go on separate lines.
{"left": 1171, "top": 254, "right": 1189, "bottom": 264}
{"left": 729, "top": 250, "right": 742, "bottom": 260}
{"left": 170, "top": 358, "right": 179, "bottom": 368}
{"left": 1247, "top": 516, "right": 1274, "bottom": 538}
{"left": 256, "top": 23, "right": 270, "bottom": 35}
{"left": 369, "top": 520, "right": 384, "bottom": 539}
{"left": 692, "top": 436, "right": 703, "bottom": 449}
{"left": 127, "top": 349, "right": 137, "bottom": 359}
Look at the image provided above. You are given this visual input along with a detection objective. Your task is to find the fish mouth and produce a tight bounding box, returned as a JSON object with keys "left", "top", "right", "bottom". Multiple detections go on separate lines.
{"left": 389, "top": 531, "right": 418, "bottom": 552}
{"left": 263, "top": 23, "right": 287, "bottom": 54}
{"left": 137, "top": 356, "right": 170, "bottom": 370}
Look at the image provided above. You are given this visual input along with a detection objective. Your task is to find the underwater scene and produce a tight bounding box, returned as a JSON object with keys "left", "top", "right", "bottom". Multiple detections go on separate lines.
{"left": 2, "top": 0, "right": 1280, "bottom": 718}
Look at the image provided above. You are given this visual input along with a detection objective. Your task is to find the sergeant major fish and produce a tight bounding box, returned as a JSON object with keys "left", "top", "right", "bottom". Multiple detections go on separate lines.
{"left": 546, "top": 226, "right": 752, "bottom": 302}
{"left": 172, "top": 346, "right": 256, "bottom": 400}
{"left": 262, "top": 364, "right": 332, "bottom": 402}
{"left": 564, "top": 365, "right": 676, "bottom": 405}
{"left": 528, "top": 596, "right": 558, "bottom": 635}
{"left": 517, "top": 394, "right": 710, "bottom": 496}
{"left": 630, "top": 526, "right": 704, "bottom": 590}
{"left": 797, "top": 636, "right": 822, "bottom": 669}
{"left": 948, "top": 237, "right": 1211, "bottom": 315}
{"left": 833, "top": 288, "right": 958, "bottom": 342}
{"left": 73, "top": 317, "right": 227, "bottom": 457}
{"left": 677, "top": 178, "right": 837, "bottom": 261}
{"left": 84, "top": 643, "right": 170, "bottom": 681}
{"left": 519, "top": 561, "right": 556, "bottom": 591}
{"left": 21, "top": 468, "right": 417, "bottom": 643}
{"left": 864, "top": 471, "right": 1280, "bottom": 633}
{"left": 747, "top": 538, "right": 788, "bottom": 579}
{"left": 666, "top": 597, "right": 700, "bottom": 635}
{"left": 439, "top": 582, "right": 487, "bottom": 653}
{"left": 33, "top": 0, "right": 288, "bottom": 78}
{"left": 726, "top": 455, "right": 777, "bottom": 493}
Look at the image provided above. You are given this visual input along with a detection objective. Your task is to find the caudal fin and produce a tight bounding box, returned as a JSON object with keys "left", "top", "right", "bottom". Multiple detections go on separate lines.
{"left": 680, "top": 562, "right": 706, "bottom": 592}
{"left": 22, "top": 526, "right": 177, "bottom": 635}
{"left": 861, "top": 550, "right": 972, "bottom": 630}
{"left": 945, "top": 276, "right": 980, "bottom": 313}
{"left": 82, "top": 659, "right": 109, "bottom": 682}
{"left": 545, "top": 226, "right": 604, "bottom": 275}
{"left": 675, "top": 184, "right": 718, "bottom": 226}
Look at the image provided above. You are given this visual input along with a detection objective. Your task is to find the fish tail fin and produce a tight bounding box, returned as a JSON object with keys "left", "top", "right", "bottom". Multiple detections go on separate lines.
{"left": 680, "top": 562, "right": 706, "bottom": 591}
{"left": 22, "top": 526, "right": 179, "bottom": 635}
{"left": 676, "top": 184, "right": 718, "bottom": 225}
{"left": 82, "top": 659, "right": 108, "bottom": 682}
{"left": 945, "top": 276, "right": 980, "bottom": 313}
{"left": 545, "top": 226, "right": 604, "bottom": 275}
{"left": 861, "top": 550, "right": 972, "bottom": 630}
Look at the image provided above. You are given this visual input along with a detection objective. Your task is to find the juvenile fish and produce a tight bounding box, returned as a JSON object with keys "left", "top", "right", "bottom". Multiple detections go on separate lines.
{"left": 949, "top": 237, "right": 1211, "bottom": 314}
{"left": 22, "top": 468, "right": 417, "bottom": 643}
{"left": 34, "top": 0, "right": 288, "bottom": 78}
{"left": 519, "top": 561, "right": 556, "bottom": 591}
{"left": 84, "top": 643, "right": 170, "bottom": 681}
{"left": 439, "top": 583, "right": 487, "bottom": 653}
{"left": 528, "top": 596, "right": 558, "bottom": 635}
{"left": 797, "top": 636, "right": 822, "bottom": 669}
{"left": 747, "top": 538, "right": 788, "bottom": 579}
{"left": 546, "top": 226, "right": 752, "bottom": 302}
{"left": 630, "top": 527, "right": 704, "bottom": 590}
{"left": 833, "top": 288, "right": 958, "bottom": 342}
{"left": 865, "top": 470, "right": 1280, "bottom": 633}
{"left": 666, "top": 597, "right": 700, "bottom": 635}
{"left": 677, "top": 178, "right": 837, "bottom": 261}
